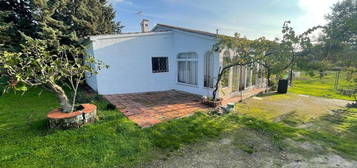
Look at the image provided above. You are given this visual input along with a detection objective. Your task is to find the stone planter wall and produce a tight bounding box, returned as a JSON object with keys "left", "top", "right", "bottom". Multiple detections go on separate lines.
{"left": 47, "top": 104, "right": 97, "bottom": 129}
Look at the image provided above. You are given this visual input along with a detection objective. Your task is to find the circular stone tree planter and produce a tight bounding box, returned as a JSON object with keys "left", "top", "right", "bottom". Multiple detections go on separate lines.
{"left": 47, "top": 104, "right": 97, "bottom": 129}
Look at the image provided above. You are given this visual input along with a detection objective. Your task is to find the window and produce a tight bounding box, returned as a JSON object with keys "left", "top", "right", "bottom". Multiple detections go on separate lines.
{"left": 152, "top": 57, "right": 168, "bottom": 73}
{"left": 204, "top": 52, "right": 214, "bottom": 88}
{"left": 177, "top": 52, "right": 198, "bottom": 85}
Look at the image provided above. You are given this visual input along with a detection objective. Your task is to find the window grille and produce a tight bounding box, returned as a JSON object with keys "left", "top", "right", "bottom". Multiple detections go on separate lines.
{"left": 152, "top": 57, "right": 168, "bottom": 73}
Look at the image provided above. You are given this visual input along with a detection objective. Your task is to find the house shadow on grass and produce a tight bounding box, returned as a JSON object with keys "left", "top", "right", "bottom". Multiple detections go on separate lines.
{"left": 256, "top": 91, "right": 279, "bottom": 97}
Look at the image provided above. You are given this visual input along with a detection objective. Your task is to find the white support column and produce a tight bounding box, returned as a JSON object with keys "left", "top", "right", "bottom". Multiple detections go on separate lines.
{"left": 243, "top": 66, "right": 248, "bottom": 90}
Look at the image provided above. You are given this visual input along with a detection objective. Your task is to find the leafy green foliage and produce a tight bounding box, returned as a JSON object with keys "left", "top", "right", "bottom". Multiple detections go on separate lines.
{"left": 326, "top": 0, "right": 357, "bottom": 48}
{"left": 303, "top": 0, "right": 357, "bottom": 71}
{"left": 0, "top": 39, "right": 107, "bottom": 112}
{"left": 0, "top": 0, "right": 122, "bottom": 50}
{"left": 0, "top": 0, "right": 37, "bottom": 50}
{"left": 0, "top": 0, "right": 110, "bottom": 112}
{"left": 212, "top": 21, "right": 320, "bottom": 98}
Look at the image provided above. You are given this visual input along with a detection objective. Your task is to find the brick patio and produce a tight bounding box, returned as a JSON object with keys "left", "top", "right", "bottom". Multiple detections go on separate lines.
{"left": 104, "top": 88, "right": 266, "bottom": 128}
{"left": 104, "top": 90, "right": 210, "bottom": 127}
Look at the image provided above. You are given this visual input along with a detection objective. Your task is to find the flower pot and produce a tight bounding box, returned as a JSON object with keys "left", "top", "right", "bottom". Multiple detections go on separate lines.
{"left": 47, "top": 104, "right": 97, "bottom": 129}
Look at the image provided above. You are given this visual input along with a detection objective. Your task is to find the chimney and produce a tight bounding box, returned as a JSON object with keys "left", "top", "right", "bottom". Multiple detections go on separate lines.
{"left": 141, "top": 19, "right": 149, "bottom": 33}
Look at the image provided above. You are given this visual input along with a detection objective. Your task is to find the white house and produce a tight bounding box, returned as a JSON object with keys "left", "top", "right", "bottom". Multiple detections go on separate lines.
{"left": 85, "top": 20, "right": 266, "bottom": 99}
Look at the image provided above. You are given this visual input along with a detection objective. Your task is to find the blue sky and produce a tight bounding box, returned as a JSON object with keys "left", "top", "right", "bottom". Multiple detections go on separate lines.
{"left": 109, "top": 0, "right": 339, "bottom": 39}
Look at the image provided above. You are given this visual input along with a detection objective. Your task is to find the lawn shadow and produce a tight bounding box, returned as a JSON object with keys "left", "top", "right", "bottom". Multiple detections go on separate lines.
{"left": 25, "top": 118, "right": 57, "bottom": 136}
{"left": 256, "top": 91, "right": 279, "bottom": 97}
{"left": 319, "top": 109, "right": 348, "bottom": 125}
{"left": 298, "top": 107, "right": 357, "bottom": 160}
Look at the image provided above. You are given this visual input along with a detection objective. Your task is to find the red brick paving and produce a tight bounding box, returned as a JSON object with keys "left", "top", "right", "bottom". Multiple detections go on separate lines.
{"left": 104, "top": 90, "right": 210, "bottom": 128}
{"left": 104, "top": 88, "right": 266, "bottom": 128}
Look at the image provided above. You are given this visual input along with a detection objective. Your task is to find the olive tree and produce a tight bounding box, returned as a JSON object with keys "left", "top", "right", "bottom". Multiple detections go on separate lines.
{"left": 0, "top": 37, "right": 107, "bottom": 113}
{"left": 211, "top": 21, "right": 319, "bottom": 100}
{"left": 211, "top": 34, "right": 273, "bottom": 100}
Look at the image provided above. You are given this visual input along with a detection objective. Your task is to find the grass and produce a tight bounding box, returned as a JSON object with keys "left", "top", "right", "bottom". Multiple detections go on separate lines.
{"left": 235, "top": 92, "right": 357, "bottom": 160}
{"left": 306, "top": 108, "right": 357, "bottom": 159}
{"left": 289, "top": 71, "right": 356, "bottom": 100}
{"left": 1, "top": 74, "right": 357, "bottom": 167}
{"left": 236, "top": 93, "right": 334, "bottom": 123}
{"left": 0, "top": 86, "right": 242, "bottom": 167}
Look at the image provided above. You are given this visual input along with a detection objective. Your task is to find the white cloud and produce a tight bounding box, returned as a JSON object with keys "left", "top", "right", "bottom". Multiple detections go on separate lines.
{"left": 297, "top": 0, "right": 339, "bottom": 27}
{"left": 293, "top": 0, "right": 340, "bottom": 39}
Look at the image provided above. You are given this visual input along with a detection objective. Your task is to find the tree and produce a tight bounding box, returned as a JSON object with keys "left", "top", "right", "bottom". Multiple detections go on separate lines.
{"left": 326, "top": 0, "right": 357, "bottom": 48}
{"left": 0, "top": 37, "right": 107, "bottom": 113}
{"left": 322, "top": 0, "right": 357, "bottom": 70}
{"left": 296, "top": 43, "right": 332, "bottom": 79}
{"left": 0, "top": 0, "right": 38, "bottom": 50}
{"left": 211, "top": 34, "right": 267, "bottom": 100}
{"left": 211, "top": 21, "right": 319, "bottom": 100}
{"left": 48, "top": 0, "right": 123, "bottom": 38}
{"left": 251, "top": 22, "right": 322, "bottom": 88}
{"left": 0, "top": 0, "right": 123, "bottom": 50}
{"left": 0, "top": 0, "right": 109, "bottom": 113}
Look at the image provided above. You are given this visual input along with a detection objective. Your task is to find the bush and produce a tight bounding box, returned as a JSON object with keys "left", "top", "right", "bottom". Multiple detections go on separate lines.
{"left": 106, "top": 103, "right": 117, "bottom": 110}
{"left": 307, "top": 71, "right": 315, "bottom": 77}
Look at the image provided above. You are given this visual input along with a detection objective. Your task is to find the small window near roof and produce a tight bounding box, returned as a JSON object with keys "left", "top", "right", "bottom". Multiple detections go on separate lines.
{"left": 152, "top": 57, "right": 169, "bottom": 73}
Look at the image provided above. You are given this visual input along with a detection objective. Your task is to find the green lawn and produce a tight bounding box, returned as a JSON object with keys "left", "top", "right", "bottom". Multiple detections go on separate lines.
{"left": 0, "top": 87, "right": 242, "bottom": 167}
{"left": 289, "top": 71, "right": 356, "bottom": 100}
{"left": 1, "top": 75, "right": 357, "bottom": 167}
{"left": 235, "top": 93, "right": 357, "bottom": 160}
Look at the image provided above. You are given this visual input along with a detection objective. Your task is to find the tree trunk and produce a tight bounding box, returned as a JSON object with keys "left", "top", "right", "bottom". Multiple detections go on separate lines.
{"left": 267, "top": 69, "right": 272, "bottom": 88}
{"left": 319, "top": 70, "right": 324, "bottom": 79}
{"left": 49, "top": 82, "right": 72, "bottom": 113}
{"left": 212, "top": 67, "right": 222, "bottom": 101}
{"left": 289, "top": 69, "right": 293, "bottom": 86}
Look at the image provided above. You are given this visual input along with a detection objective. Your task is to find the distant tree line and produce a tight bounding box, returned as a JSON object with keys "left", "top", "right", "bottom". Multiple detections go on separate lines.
{"left": 296, "top": 0, "right": 357, "bottom": 76}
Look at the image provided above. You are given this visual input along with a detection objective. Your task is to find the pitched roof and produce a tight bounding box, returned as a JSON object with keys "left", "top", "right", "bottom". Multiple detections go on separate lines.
{"left": 153, "top": 24, "right": 219, "bottom": 38}
{"left": 88, "top": 31, "right": 170, "bottom": 40}
{"left": 89, "top": 23, "right": 222, "bottom": 41}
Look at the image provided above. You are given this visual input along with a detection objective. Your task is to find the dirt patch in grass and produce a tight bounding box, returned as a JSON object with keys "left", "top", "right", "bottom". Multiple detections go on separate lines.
{"left": 142, "top": 128, "right": 357, "bottom": 168}
{"left": 235, "top": 93, "right": 351, "bottom": 124}
{"left": 141, "top": 94, "right": 357, "bottom": 167}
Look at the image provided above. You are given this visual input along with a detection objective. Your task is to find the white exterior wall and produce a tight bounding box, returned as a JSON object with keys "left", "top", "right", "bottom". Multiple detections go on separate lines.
{"left": 85, "top": 43, "right": 98, "bottom": 91}
{"left": 171, "top": 30, "right": 219, "bottom": 96}
{"left": 86, "top": 31, "right": 220, "bottom": 96}
{"left": 89, "top": 32, "right": 175, "bottom": 95}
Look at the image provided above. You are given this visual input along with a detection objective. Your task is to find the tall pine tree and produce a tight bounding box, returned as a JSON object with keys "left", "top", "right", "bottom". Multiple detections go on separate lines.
{"left": 0, "top": 0, "right": 123, "bottom": 50}
{"left": 0, "top": 0, "right": 38, "bottom": 50}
